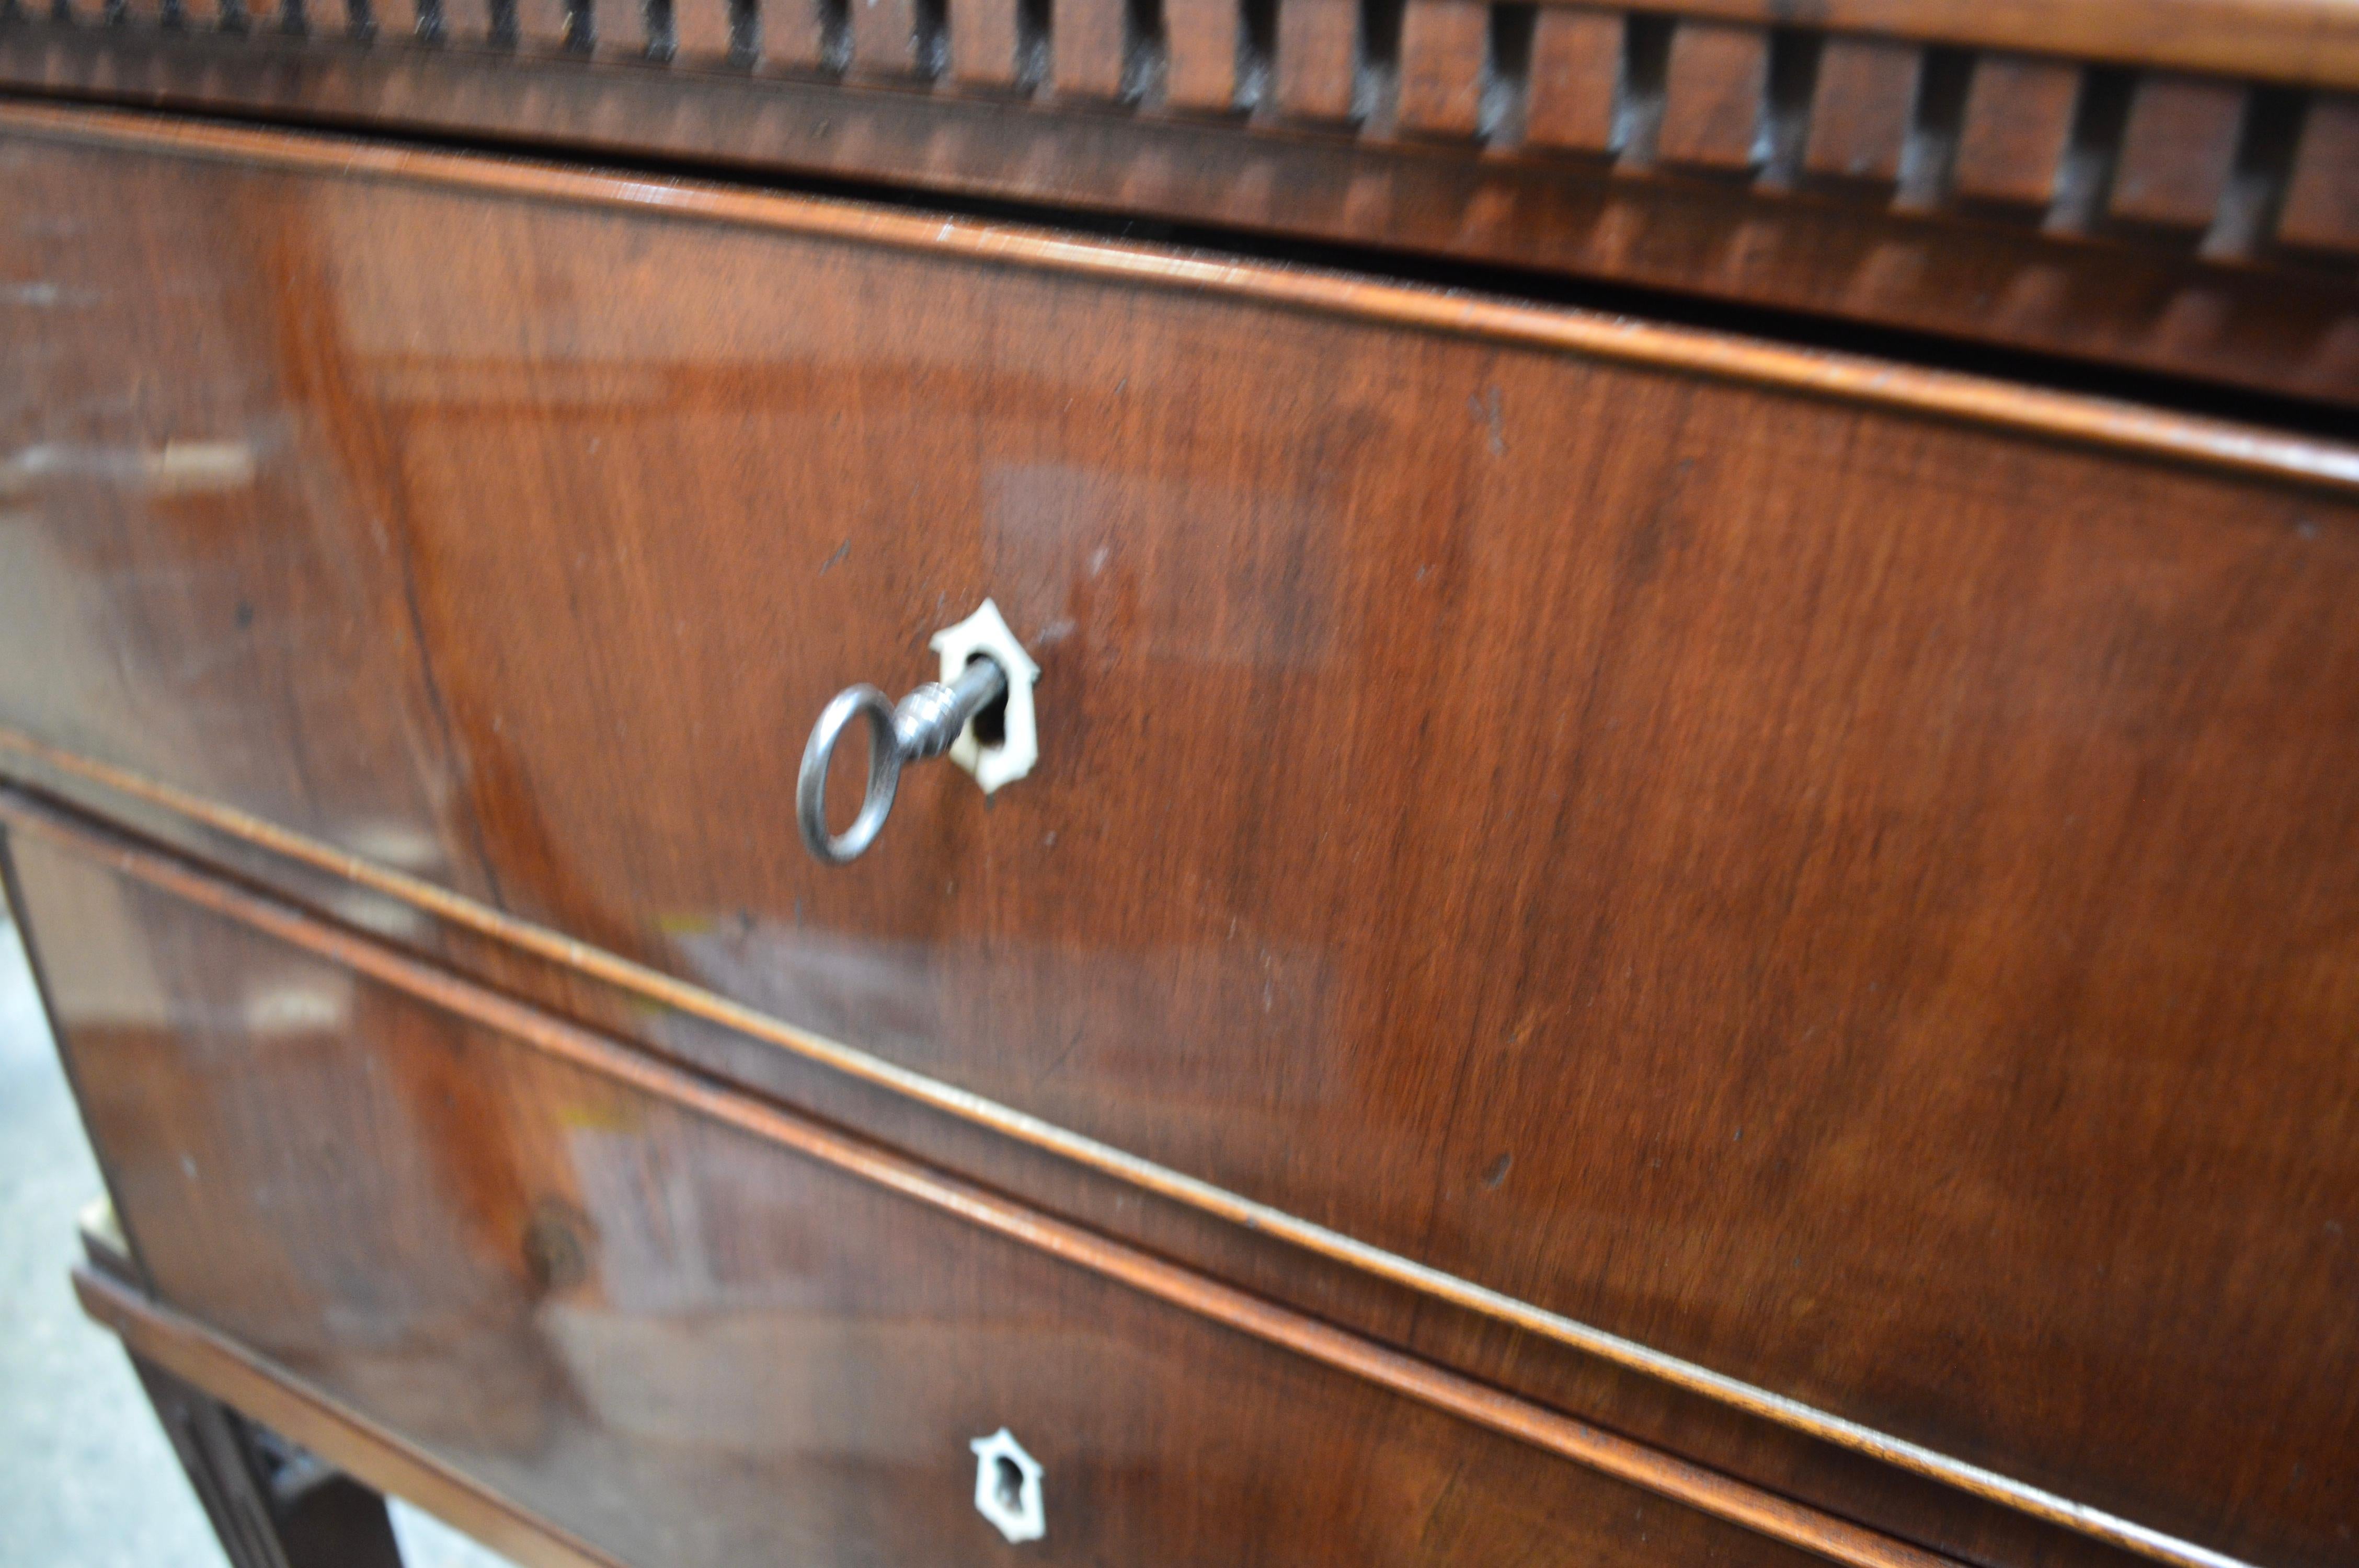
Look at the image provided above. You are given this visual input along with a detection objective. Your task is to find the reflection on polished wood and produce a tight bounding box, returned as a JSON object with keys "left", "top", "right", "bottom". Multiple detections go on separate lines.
{"left": 25, "top": 830, "right": 1882, "bottom": 1568}
{"left": 0, "top": 756, "right": 2208, "bottom": 1568}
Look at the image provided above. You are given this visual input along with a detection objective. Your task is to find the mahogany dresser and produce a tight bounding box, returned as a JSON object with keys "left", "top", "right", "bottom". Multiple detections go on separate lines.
{"left": 2, "top": 0, "right": 2355, "bottom": 1563}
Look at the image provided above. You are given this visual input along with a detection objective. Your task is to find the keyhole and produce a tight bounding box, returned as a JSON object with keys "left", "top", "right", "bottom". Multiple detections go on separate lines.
{"left": 969, "top": 1427, "right": 1044, "bottom": 1543}
{"left": 965, "top": 653, "right": 1009, "bottom": 748}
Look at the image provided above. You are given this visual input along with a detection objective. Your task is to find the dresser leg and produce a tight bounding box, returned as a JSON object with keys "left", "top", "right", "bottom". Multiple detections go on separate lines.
{"left": 128, "top": 1354, "right": 407, "bottom": 1568}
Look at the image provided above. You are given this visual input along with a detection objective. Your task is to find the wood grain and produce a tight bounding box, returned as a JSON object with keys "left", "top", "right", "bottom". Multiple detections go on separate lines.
{"left": 2, "top": 107, "right": 2356, "bottom": 1568}
{"left": 3, "top": 759, "right": 2197, "bottom": 1568}
{"left": 21, "top": 832, "right": 1944, "bottom": 1568}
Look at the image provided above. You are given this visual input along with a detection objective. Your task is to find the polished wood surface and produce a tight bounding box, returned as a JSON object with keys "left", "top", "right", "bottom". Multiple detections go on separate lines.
{"left": 2, "top": 108, "right": 2355, "bottom": 1568}
{"left": 0, "top": 764, "right": 2202, "bottom": 1568}
{"left": 0, "top": 101, "right": 2348, "bottom": 490}
{"left": 21, "top": 803, "right": 1993, "bottom": 1568}
{"left": 19, "top": 832, "right": 1868, "bottom": 1568}
{"left": 4, "top": 13, "right": 2356, "bottom": 409}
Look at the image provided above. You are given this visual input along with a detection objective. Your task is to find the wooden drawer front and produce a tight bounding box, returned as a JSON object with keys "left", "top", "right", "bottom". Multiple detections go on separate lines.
{"left": 3, "top": 117, "right": 2358, "bottom": 1568}
{"left": 8, "top": 827, "right": 1832, "bottom": 1568}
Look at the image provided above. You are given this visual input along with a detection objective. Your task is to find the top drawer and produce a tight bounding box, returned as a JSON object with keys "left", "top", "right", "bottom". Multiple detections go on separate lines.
{"left": 7, "top": 4, "right": 2359, "bottom": 407}
{"left": 3, "top": 109, "right": 2356, "bottom": 1568}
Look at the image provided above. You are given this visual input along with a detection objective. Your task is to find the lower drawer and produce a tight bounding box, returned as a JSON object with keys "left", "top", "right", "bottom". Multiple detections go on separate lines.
{"left": 8, "top": 818, "right": 1845, "bottom": 1568}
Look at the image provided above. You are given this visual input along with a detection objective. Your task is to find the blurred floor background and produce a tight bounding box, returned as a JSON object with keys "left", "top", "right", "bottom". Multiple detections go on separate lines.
{"left": 0, "top": 905, "right": 509, "bottom": 1568}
